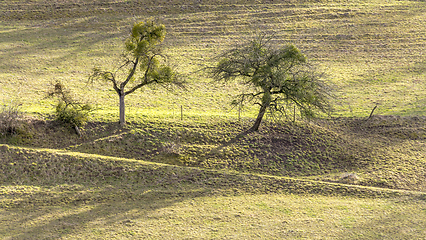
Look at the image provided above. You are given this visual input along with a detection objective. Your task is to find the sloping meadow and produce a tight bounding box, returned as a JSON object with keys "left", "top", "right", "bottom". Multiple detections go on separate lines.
{"left": 0, "top": 0, "right": 425, "bottom": 194}
{"left": 2, "top": 115, "right": 426, "bottom": 193}
{"left": 0, "top": 0, "right": 425, "bottom": 117}
{"left": 1, "top": 143, "right": 424, "bottom": 208}
{"left": 1, "top": 124, "right": 426, "bottom": 239}
{"left": 1, "top": 1, "right": 426, "bottom": 239}
{"left": 62, "top": 117, "right": 426, "bottom": 192}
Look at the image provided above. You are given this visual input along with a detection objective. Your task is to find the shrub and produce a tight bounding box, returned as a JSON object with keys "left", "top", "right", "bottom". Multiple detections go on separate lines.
{"left": 55, "top": 101, "right": 92, "bottom": 128}
{"left": 47, "top": 81, "right": 93, "bottom": 131}
{"left": 0, "top": 101, "right": 22, "bottom": 136}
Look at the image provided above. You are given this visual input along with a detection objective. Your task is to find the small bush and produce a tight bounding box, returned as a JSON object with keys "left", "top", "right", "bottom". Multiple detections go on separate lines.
{"left": 47, "top": 81, "right": 93, "bottom": 130}
{"left": 55, "top": 101, "right": 92, "bottom": 128}
{"left": 0, "top": 101, "right": 23, "bottom": 136}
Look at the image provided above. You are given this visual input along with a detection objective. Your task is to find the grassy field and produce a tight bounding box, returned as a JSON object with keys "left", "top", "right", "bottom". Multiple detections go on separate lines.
{"left": 1, "top": 144, "right": 426, "bottom": 239}
{"left": 1, "top": 0, "right": 425, "bottom": 117}
{"left": 1, "top": 0, "right": 426, "bottom": 239}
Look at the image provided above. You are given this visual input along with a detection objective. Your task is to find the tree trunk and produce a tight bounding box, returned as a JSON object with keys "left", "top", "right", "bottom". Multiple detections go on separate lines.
{"left": 119, "top": 93, "right": 125, "bottom": 126}
{"left": 250, "top": 104, "right": 267, "bottom": 132}
{"left": 250, "top": 91, "right": 271, "bottom": 132}
{"left": 74, "top": 125, "right": 82, "bottom": 137}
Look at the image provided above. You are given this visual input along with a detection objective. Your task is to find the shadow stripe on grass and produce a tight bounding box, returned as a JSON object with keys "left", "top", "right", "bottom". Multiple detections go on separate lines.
{"left": 1, "top": 144, "right": 425, "bottom": 202}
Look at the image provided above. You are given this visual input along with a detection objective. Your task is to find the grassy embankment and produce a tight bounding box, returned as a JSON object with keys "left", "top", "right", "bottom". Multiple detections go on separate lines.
{"left": 1, "top": 0, "right": 426, "bottom": 239}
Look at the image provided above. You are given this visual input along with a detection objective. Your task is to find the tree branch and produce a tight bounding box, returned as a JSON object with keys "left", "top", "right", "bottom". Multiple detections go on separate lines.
{"left": 120, "top": 57, "right": 139, "bottom": 90}
{"left": 124, "top": 82, "right": 150, "bottom": 96}
{"left": 142, "top": 54, "right": 157, "bottom": 84}
{"left": 89, "top": 70, "right": 120, "bottom": 94}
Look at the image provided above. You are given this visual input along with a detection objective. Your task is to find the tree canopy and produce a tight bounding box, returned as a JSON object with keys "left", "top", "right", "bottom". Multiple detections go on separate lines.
{"left": 211, "top": 34, "right": 333, "bottom": 131}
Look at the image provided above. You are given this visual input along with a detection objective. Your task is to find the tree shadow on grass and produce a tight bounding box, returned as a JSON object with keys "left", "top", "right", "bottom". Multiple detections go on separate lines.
{"left": 3, "top": 181, "right": 425, "bottom": 239}
{"left": 1, "top": 186, "right": 212, "bottom": 239}
{"left": 332, "top": 200, "right": 426, "bottom": 239}
{"left": 207, "top": 128, "right": 253, "bottom": 155}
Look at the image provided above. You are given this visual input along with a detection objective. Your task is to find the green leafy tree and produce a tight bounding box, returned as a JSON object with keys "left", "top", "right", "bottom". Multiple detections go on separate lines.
{"left": 211, "top": 34, "right": 332, "bottom": 132}
{"left": 89, "top": 20, "right": 181, "bottom": 126}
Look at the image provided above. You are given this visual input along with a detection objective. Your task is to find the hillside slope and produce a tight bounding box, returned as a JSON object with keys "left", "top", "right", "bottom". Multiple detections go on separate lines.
{"left": 0, "top": 0, "right": 425, "bottom": 193}
{"left": 1, "top": 1, "right": 426, "bottom": 239}
{"left": 1, "top": 143, "right": 424, "bottom": 202}
{"left": 0, "top": 0, "right": 425, "bottom": 117}
{"left": 1, "top": 142, "right": 426, "bottom": 239}
{"left": 2, "top": 115, "right": 426, "bottom": 192}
